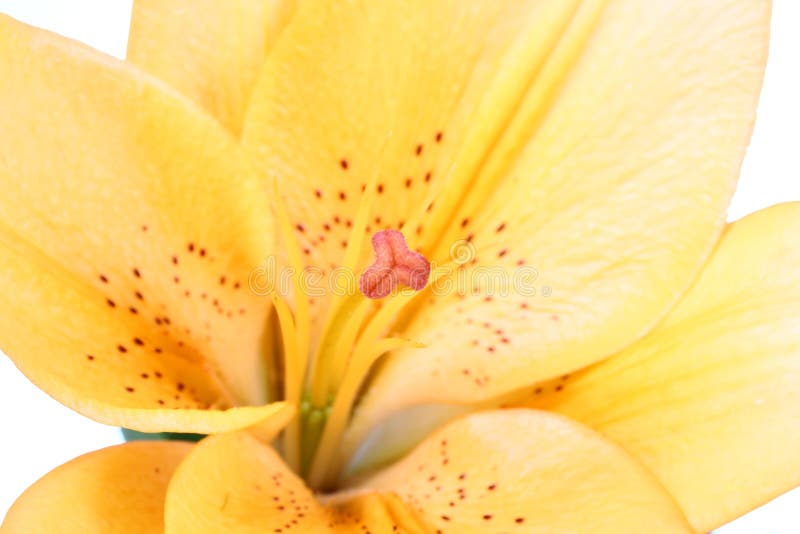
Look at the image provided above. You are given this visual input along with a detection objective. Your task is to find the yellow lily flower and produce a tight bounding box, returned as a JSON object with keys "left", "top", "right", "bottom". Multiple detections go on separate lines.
{"left": 1, "top": 0, "right": 795, "bottom": 532}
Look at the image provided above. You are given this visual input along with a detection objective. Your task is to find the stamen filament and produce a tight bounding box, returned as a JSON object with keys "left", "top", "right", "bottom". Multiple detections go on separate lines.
{"left": 269, "top": 292, "right": 301, "bottom": 471}
{"left": 314, "top": 262, "right": 461, "bottom": 470}
{"left": 300, "top": 405, "right": 328, "bottom": 475}
{"left": 307, "top": 294, "right": 367, "bottom": 405}
{"left": 272, "top": 179, "right": 311, "bottom": 391}
{"left": 271, "top": 178, "right": 312, "bottom": 471}
{"left": 329, "top": 298, "right": 374, "bottom": 389}
{"left": 308, "top": 336, "right": 425, "bottom": 489}
{"left": 305, "top": 135, "right": 386, "bottom": 402}
{"left": 304, "top": 268, "right": 441, "bottom": 484}
{"left": 305, "top": 266, "right": 457, "bottom": 485}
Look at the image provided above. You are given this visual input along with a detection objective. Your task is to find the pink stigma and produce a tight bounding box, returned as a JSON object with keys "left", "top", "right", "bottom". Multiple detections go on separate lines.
{"left": 359, "top": 229, "right": 431, "bottom": 299}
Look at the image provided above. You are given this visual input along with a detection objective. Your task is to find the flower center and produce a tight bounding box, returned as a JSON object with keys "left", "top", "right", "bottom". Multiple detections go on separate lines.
{"left": 268, "top": 180, "right": 434, "bottom": 491}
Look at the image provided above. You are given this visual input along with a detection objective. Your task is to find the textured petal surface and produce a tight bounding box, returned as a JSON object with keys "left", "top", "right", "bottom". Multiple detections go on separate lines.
{"left": 164, "top": 431, "right": 433, "bottom": 533}
{"left": 344, "top": 0, "right": 770, "bottom": 450}
{"left": 2, "top": 441, "right": 191, "bottom": 533}
{"left": 524, "top": 203, "right": 800, "bottom": 531}
{"left": 0, "top": 16, "right": 277, "bottom": 429}
{"left": 128, "top": 0, "right": 295, "bottom": 134}
{"left": 166, "top": 411, "right": 690, "bottom": 533}
{"left": 354, "top": 410, "right": 692, "bottom": 533}
{"left": 243, "top": 0, "right": 598, "bottom": 333}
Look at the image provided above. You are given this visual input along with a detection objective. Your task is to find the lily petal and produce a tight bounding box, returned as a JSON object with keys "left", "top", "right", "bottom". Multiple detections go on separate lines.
{"left": 524, "top": 203, "right": 800, "bottom": 531}
{"left": 352, "top": 409, "right": 692, "bottom": 533}
{"left": 164, "top": 431, "right": 431, "bottom": 533}
{"left": 2, "top": 441, "right": 191, "bottom": 533}
{"left": 128, "top": 0, "right": 296, "bottom": 134}
{"left": 242, "top": 0, "right": 604, "bottom": 332}
{"left": 166, "top": 410, "right": 690, "bottom": 533}
{"left": 346, "top": 0, "right": 770, "bottom": 446}
{"left": 0, "top": 16, "right": 277, "bottom": 428}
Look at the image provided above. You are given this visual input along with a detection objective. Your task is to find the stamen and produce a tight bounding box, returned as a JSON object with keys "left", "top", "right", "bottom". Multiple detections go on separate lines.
{"left": 269, "top": 293, "right": 301, "bottom": 471}
{"left": 308, "top": 336, "right": 425, "bottom": 489}
{"left": 271, "top": 178, "right": 312, "bottom": 471}
{"left": 329, "top": 298, "right": 375, "bottom": 387}
{"left": 359, "top": 229, "right": 431, "bottom": 299}
{"left": 307, "top": 264, "right": 456, "bottom": 487}
{"left": 308, "top": 294, "right": 371, "bottom": 405}
{"left": 306, "top": 133, "right": 391, "bottom": 406}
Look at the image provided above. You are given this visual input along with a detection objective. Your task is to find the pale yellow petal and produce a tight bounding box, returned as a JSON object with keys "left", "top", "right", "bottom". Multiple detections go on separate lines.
{"left": 523, "top": 203, "right": 800, "bottom": 531}
{"left": 2, "top": 441, "right": 191, "bottom": 533}
{"left": 346, "top": 0, "right": 770, "bottom": 450}
{"left": 243, "top": 0, "right": 600, "bottom": 333}
{"left": 344, "top": 404, "right": 472, "bottom": 479}
{"left": 0, "top": 16, "right": 278, "bottom": 429}
{"left": 128, "top": 0, "right": 296, "bottom": 134}
{"left": 164, "top": 431, "right": 432, "bottom": 533}
{"left": 166, "top": 410, "right": 692, "bottom": 532}
{"left": 355, "top": 410, "right": 692, "bottom": 533}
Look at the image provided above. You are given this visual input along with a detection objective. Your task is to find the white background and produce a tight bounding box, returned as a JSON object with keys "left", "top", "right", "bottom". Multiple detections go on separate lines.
{"left": 0, "top": 0, "right": 799, "bottom": 530}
